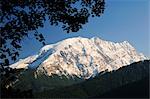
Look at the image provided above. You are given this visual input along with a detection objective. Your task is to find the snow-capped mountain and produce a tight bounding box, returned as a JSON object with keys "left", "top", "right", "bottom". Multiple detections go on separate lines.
{"left": 9, "top": 37, "right": 147, "bottom": 79}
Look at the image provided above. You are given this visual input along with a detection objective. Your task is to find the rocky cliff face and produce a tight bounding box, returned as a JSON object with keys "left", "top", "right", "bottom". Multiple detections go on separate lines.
{"left": 10, "top": 37, "right": 146, "bottom": 79}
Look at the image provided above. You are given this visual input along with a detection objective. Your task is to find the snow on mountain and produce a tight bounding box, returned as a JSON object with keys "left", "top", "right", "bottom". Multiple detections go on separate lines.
{"left": 9, "top": 37, "right": 147, "bottom": 79}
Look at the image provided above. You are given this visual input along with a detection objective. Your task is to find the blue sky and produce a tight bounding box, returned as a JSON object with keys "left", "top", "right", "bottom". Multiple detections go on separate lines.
{"left": 19, "top": 0, "right": 149, "bottom": 61}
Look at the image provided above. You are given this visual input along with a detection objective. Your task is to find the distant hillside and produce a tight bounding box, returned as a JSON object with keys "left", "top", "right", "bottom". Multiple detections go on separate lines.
{"left": 34, "top": 60, "right": 149, "bottom": 98}
{"left": 2, "top": 60, "right": 149, "bottom": 98}
{"left": 12, "top": 69, "right": 82, "bottom": 92}
{"left": 96, "top": 77, "right": 149, "bottom": 98}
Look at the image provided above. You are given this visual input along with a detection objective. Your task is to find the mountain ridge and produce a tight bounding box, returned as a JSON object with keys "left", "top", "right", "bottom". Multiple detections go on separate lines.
{"left": 9, "top": 37, "right": 147, "bottom": 79}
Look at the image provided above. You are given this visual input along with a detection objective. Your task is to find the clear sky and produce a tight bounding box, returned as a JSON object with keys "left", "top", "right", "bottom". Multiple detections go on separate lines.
{"left": 19, "top": 0, "right": 149, "bottom": 62}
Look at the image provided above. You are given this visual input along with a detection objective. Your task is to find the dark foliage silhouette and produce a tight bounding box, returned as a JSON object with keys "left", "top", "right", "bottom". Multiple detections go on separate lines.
{"left": 0, "top": 0, "right": 105, "bottom": 68}
{"left": 0, "top": 0, "right": 105, "bottom": 98}
{"left": 0, "top": 67, "right": 34, "bottom": 98}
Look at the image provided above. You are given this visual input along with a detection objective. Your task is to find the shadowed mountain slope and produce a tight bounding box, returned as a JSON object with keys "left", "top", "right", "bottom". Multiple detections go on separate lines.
{"left": 34, "top": 60, "right": 149, "bottom": 98}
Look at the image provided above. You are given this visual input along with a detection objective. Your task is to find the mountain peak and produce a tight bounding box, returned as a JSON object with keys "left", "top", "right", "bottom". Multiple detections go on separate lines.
{"left": 9, "top": 36, "right": 147, "bottom": 79}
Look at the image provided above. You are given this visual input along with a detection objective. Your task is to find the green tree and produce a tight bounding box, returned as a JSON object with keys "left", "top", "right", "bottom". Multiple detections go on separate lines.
{"left": 0, "top": 0, "right": 105, "bottom": 69}
{"left": 0, "top": 1, "right": 105, "bottom": 98}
